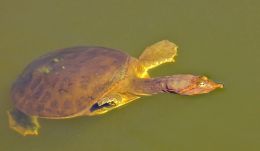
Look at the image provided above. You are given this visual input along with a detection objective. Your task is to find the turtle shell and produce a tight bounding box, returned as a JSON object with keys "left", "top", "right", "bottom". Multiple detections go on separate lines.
{"left": 11, "top": 47, "right": 129, "bottom": 118}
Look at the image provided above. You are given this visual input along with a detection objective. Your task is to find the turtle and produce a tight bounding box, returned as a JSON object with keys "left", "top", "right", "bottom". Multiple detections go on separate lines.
{"left": 8, "top": 40, "right": 223, "bottom": 136}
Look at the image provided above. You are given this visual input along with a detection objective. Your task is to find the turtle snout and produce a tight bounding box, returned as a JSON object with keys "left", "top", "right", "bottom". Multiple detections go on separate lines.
{"left": 216, "top": 83, "right": 224, "bottom": 88}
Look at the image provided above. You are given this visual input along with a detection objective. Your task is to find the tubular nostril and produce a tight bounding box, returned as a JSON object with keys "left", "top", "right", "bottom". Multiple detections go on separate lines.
{"left": 217, "top": 83, "right": 224, "bottom": 88}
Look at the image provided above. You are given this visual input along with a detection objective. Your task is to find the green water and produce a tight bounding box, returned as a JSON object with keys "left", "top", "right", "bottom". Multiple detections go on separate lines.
{"left": 1, "top": 0, "right": 259, "bottom": 151}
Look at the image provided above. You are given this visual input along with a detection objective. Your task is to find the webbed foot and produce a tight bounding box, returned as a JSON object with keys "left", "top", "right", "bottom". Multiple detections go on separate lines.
{"left": 139, "top": 40, "right": 178, "bottom": 71}
{"left": 90, "top": 93, "right": 139, "bottom": 115}
{"left": 7, "top": 109, "right": 40, "bottom": 136}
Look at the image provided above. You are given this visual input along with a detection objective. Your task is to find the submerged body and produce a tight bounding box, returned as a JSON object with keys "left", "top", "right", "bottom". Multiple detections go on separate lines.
{"left": 8, "top": 40, "right": 223, "bottom": 136}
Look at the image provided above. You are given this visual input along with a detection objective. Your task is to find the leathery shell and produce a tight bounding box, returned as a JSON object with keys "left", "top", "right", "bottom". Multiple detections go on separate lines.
{"left": 11, "top": 47, "right": 129, "bottom": 118}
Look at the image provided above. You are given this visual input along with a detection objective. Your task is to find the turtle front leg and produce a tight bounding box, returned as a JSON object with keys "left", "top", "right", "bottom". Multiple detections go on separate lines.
{"left": 89, "top": 93, "right": 139, "bottom": 115}
{"left": 139, "top": 40, "right": 178, "bottom": 71}
{"left": 7, "top": 109, "right": 40, "bottom": 136}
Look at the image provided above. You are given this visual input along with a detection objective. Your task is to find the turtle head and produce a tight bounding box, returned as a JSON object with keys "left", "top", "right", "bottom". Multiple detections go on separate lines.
{"left": 165, "top": 75, "right": 223, "bottom": 95}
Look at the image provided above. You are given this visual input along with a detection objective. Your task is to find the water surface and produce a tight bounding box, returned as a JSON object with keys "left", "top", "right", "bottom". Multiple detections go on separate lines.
{"left": 1, "top": 0, "right": 259, "bottom": 151}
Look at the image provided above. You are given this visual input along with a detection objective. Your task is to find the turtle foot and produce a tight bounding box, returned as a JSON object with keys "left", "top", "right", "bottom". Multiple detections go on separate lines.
{"left": 139, "top": 40, "right": 178, "bottom": 71}
{"left": 7, "top": 109, "right": 40, "bottom": 136}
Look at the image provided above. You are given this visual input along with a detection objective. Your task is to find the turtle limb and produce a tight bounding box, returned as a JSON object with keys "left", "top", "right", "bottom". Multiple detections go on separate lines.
{"left": 7, "top": 109, "right": 40, "bottom": 136}
{"left": 139, "top": 40, "right": 178, "bottom": 71}
{"left": 90, "top": 93, "right": 139, "bottom": 115}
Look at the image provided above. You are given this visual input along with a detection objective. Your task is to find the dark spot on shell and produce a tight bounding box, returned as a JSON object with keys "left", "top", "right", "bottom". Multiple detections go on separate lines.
{"left": 22, "top": 73, "right": 33, "bottom": 85}
{"left": 36, "top": 104, "right": 44, "bottom": 113}
{"left": 60, "top": 77, "right": 73, "bottom": 90}
{"left": 16, "top": 88, "right": 25, "bottom": 98}
{"left": 50, "top": 100, "right": 58, "bottom": 108}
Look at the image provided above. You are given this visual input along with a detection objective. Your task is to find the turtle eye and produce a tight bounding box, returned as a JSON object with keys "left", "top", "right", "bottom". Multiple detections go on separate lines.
{"left": 198, "top": 81, "right": 206, "bottom": 87}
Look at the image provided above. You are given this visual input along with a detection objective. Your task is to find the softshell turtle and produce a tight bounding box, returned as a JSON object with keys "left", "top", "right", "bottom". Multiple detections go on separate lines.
{"left": 8, "top": 40, "right": 223, "bottom": 136}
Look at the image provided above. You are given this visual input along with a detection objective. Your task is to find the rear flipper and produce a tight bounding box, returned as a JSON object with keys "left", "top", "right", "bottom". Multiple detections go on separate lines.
{"left": 7, "top": 109, "right": 40, "bottom": 136}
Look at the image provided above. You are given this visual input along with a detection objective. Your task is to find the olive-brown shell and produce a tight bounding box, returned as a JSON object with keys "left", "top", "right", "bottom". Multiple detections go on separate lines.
{"left": 11, "top": 47, "right": 129, "bottom": 118}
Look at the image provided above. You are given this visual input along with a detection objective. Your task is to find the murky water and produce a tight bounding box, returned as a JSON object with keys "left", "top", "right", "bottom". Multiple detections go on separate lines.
{"left": 1, "top": 0, "right": 259, "bottom": 151}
